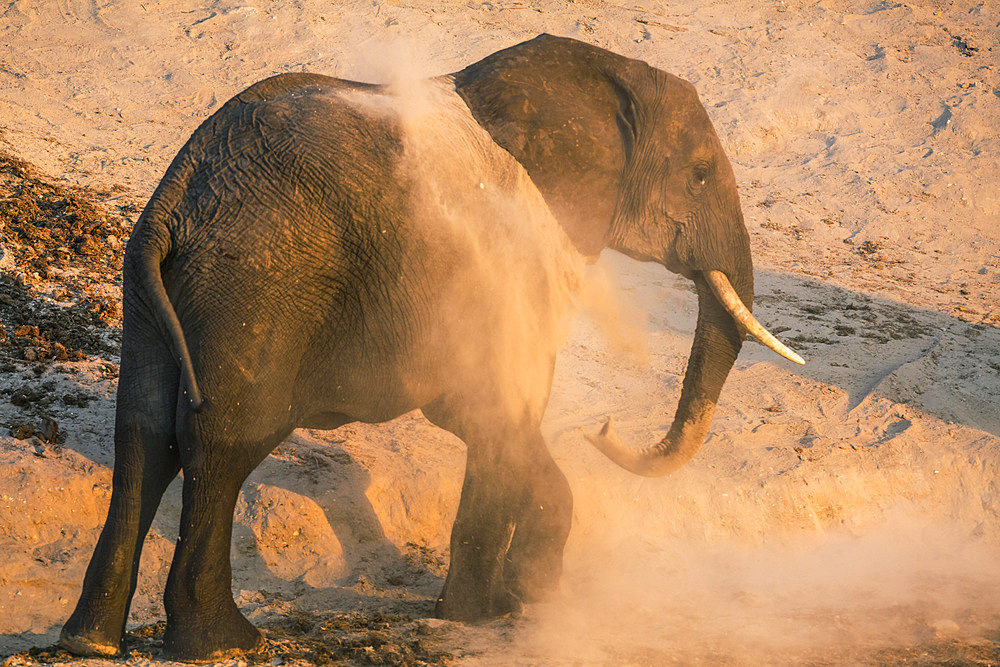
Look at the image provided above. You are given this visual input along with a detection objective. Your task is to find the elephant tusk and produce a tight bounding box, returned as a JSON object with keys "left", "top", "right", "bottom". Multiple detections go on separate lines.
{"left": 705, "top": 270, "right": 805, "bottom": 365}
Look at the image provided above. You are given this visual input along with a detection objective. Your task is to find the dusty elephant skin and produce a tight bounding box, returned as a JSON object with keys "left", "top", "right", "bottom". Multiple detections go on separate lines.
{"left": 59, "top": 34, "right": 799, "bottom": 662}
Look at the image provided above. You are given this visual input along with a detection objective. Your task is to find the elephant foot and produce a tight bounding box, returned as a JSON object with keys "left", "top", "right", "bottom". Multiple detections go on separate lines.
{"left": 505, "top": 556, "right": 562, "bottom": 603}
{"left": 59, "top": 604, "right": 126, "bottom": 657}
{"left": 434, "top": 584, "right": 522, "bottom": 623}
{"left": 163, "top": 607, "right": 264, "bottom": 663}
{"left": 58, "top": 628, "right": 121, "bottom": 658}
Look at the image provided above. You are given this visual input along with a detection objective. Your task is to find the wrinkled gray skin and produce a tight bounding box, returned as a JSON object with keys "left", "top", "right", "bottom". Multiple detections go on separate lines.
{"left": 61, "top": 35, "right": 752, "bottom": 661}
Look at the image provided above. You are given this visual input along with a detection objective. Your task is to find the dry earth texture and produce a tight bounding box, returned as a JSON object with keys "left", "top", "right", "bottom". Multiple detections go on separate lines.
{"left": 1, "top": 0, "right": 1000, "bottom": 665}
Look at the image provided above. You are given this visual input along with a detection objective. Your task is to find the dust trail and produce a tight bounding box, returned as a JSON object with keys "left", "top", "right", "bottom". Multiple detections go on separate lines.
{"left": 397, "top": 79, "right": 584, "bottom": 420}
{"left": 348, "top": 38, "right": 432, "bottom": 91}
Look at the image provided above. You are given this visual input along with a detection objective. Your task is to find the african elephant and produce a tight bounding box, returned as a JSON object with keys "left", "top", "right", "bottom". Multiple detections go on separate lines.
{"left": 60, "top": 34, "right": 801, "bottom": 661}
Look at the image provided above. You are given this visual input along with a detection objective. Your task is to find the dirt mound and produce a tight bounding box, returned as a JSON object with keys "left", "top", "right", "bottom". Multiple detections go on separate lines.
{"left": 0, "top": 151, "right": 128, "bottom": 364}
{"left": 0, "top": 152, "right": 130, "bottom": 281}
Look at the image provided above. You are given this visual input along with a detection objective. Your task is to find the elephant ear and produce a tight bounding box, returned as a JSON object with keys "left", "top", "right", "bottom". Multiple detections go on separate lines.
{"left": 453, "top": 34, "right": 651, "bottom": 258}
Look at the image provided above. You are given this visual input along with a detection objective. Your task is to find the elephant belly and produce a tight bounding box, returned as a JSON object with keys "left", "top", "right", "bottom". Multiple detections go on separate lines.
{"left": 289, "top": 279, "right": 564, "bottom": 428}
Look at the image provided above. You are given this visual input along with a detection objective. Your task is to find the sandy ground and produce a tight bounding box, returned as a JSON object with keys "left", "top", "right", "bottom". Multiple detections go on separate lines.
{"left": 2, "top": 0, "right": 1000, "bottom": 664}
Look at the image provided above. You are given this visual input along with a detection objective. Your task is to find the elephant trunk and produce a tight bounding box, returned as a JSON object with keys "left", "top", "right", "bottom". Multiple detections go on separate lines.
{"left": 587, "top": 270, "right": 801, "bottom": 477}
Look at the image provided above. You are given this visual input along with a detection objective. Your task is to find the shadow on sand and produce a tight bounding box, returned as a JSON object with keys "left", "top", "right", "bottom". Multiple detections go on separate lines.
{"left": 748, "top": 269, "right": 1000, "bottom": 437}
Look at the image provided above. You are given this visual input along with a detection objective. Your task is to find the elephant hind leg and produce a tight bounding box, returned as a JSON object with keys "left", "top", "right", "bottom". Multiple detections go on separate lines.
{"left": 162, "top": 467, "right": 261, "bottom": 661}
{"left": 161, "top": 406, "right": 291, "bottom": 662}
{"left": 61, "top": 333, "right": 181, "bottom": 656}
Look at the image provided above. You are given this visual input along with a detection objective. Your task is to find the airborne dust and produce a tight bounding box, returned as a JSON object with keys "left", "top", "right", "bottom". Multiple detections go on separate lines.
{"left": 336, "top": 50, "right": 1000, "bottom": 664}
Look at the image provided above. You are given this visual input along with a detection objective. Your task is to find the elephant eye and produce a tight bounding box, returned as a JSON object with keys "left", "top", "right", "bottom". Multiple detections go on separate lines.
{"left": 691, "top": 165, "right": 710, "bottom": 189}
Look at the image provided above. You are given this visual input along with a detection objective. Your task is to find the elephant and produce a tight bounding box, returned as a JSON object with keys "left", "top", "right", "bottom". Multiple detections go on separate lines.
{"left": 60, "top": 34, "right": 802, "bottom": 661}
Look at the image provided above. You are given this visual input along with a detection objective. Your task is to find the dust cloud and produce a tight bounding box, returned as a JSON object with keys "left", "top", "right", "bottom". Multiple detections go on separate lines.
{"left": 574, "top": 261, "right": 651, "bottom": 368}
{"left": 333, "top": 47, "right": 588, "bottom": 423}
{"left": 325, "top": 49, "right": 1000, "bottom": 666}
{"left": 333, "top": 44, "right": 657, "bottom": 426}
{"left": 290, "top": 47, "right": 1000, "bottom": 664}
{"left": 511, "top": 490, "right": 1000, "bottom": 663}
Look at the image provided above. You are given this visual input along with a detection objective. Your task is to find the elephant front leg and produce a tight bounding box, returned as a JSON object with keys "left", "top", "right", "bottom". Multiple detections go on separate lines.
{"left": 503, "top": 432, "right": 573, "bottom": 603}
{"left": 435, "top": 441, "right": 523, "bottom": 622}
{"left": 431, "top": 418, "right": 572, "bottom": 622}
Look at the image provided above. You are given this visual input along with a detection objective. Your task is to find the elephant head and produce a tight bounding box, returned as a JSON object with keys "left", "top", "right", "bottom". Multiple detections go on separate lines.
{"left": 454, "top": 34, "right": 802, "bottom": 477}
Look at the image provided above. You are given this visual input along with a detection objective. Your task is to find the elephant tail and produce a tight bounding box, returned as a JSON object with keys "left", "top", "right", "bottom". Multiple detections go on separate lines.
{"left": 135, "top": 219, "right": 204, "bottom": 413}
